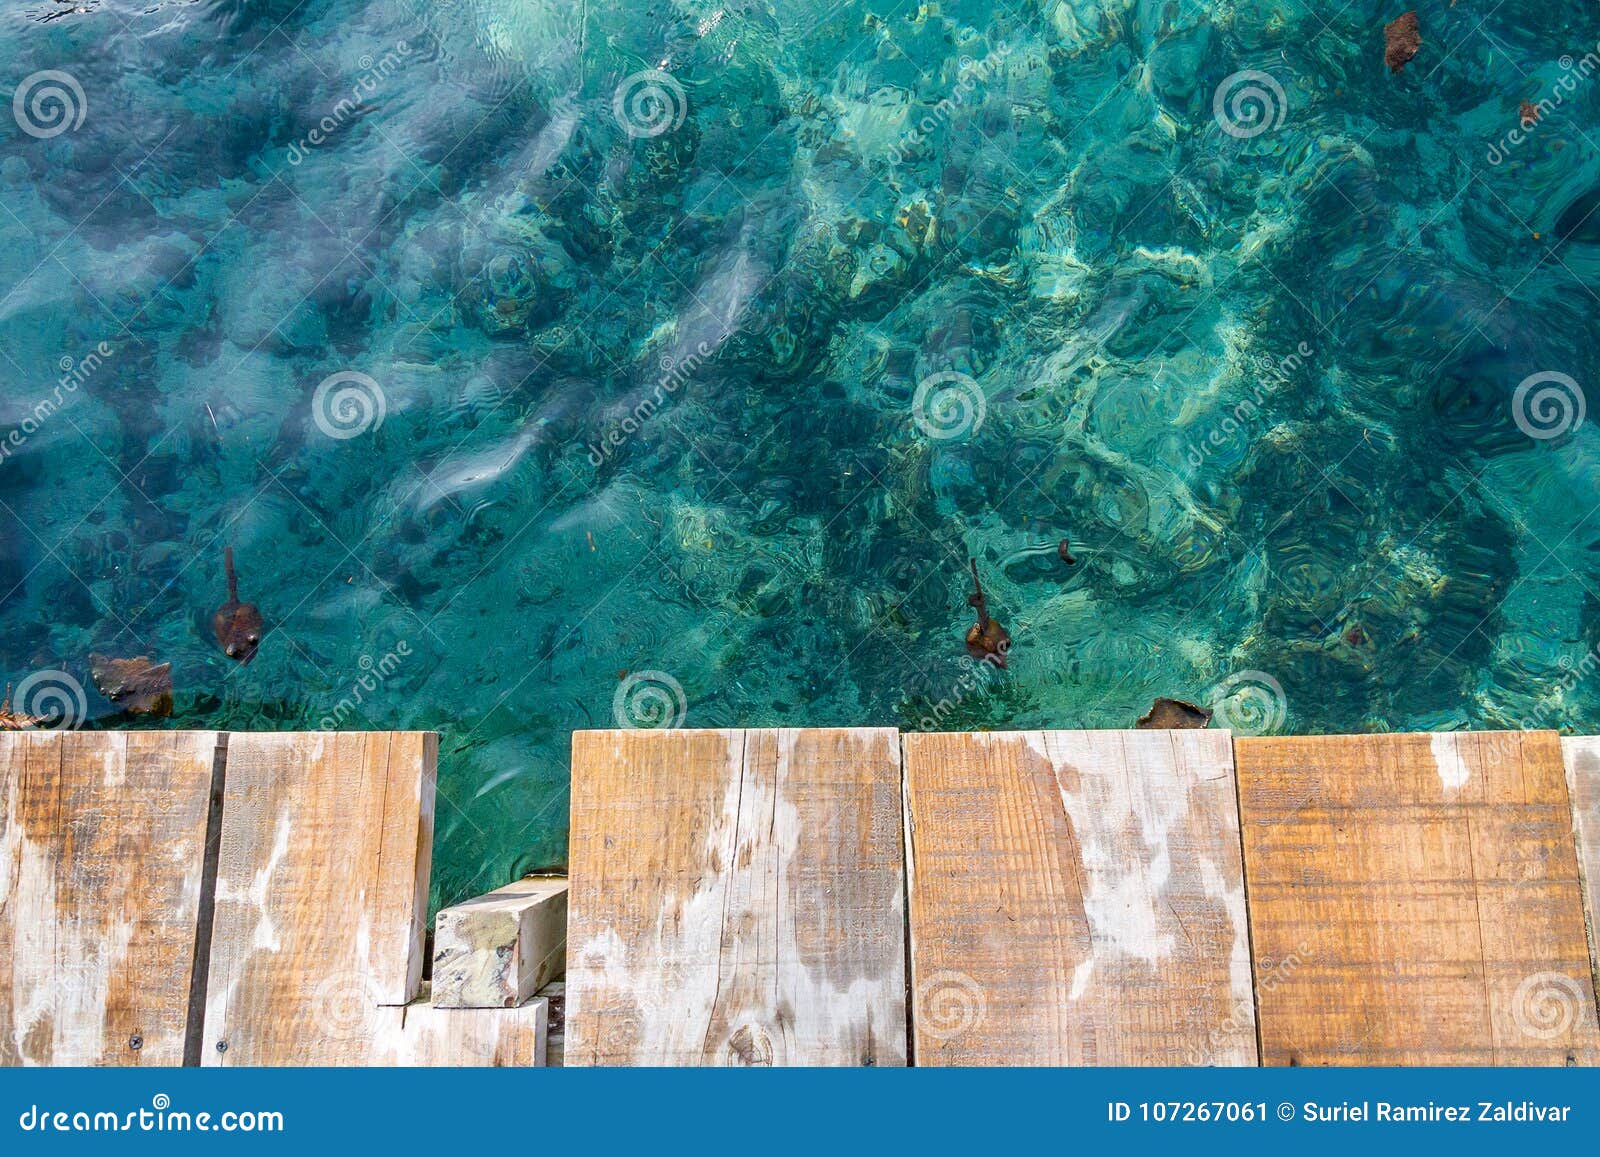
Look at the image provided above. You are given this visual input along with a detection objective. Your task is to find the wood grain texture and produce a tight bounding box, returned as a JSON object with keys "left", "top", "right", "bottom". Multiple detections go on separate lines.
{"left": 1238, "top": 731, "right": 1600, "bottom": 1066}
{"left": 565, "top": 728, "right": 906, "bottom": 1066}
{"left": 0, "top": 730, "right": 220, "bottom": 1066}
{"left": 1560, "top": 738, "right": 1600, "bottom": 1020}
{"left": 903, "top": 729, "right": 1254, "bottom": 1066}
{"left": 202, "top": 731, "right": 437, "bottom": 1066}
{"left": 366, "top": 996, "right": 548, "bottom": 1066}
{"left": 433, "top": 877, "right": 568, "bottom": 1008}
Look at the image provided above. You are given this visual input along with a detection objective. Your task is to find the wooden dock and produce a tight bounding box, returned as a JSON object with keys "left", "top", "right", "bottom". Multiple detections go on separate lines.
{"left": 0, "top": 730, "right": 548, "bottom": 1067}
{"left": 565, "top": 728, "right": 1600, "bottom": 1067}
{"left": 4, "top": 726, "right": 1600, "bottom": 1066}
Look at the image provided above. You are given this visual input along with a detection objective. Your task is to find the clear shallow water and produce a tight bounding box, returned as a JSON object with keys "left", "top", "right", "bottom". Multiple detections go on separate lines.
{"left": 4, "top": 1, "right": 1600, "bottom": 906}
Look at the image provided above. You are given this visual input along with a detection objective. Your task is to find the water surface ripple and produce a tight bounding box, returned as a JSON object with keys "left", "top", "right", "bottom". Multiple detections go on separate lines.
{"left": 4, "top": 1, "right": 1600, "bottom": 904}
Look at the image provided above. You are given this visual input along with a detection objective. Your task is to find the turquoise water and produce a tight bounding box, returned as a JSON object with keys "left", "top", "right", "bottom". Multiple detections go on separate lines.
{"left": 4, "top": 1, "right": 1600, "bottom": 905}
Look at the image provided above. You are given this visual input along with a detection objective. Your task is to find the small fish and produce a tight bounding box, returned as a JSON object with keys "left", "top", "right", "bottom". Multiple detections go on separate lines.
{"left": 212, "top": 546, "right": 263, "bottom": 664}
{"left": 1057, "top": 539, "right": 1077, "bottom": 566}
{"left": 964, "top": 559, "right": 1011, "bottom": 669}
{"left": 1136, "top": 698, "right": 1212, "bottom": 730}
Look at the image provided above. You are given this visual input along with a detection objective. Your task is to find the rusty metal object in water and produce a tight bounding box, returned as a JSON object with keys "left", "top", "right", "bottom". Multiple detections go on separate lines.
{"left": 212, "top": 546, "right": 264, "bottom": 664}
{"left": 964, "top": 558, "right": 1011, "bottom": 669}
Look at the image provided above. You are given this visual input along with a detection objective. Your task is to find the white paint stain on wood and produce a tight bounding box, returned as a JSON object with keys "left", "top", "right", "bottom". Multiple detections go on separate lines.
{"left": 904, "top": 729, "right": 1255, "bottom": 1066}
{"left": 1431, "top": 732, "right": 1472, "bottom": 793}
{"left": 565, "top": 728, "right": 907, "bottom": 1066}
{"left": 202, "top": 732, "right": 438, "bottom": 1066}
{"left": 1560, "top": 736, "right": 1600, "bottom": 1000}
{"left": 1022, "top": 732, "right": 1186, "bottom": 973}
{"left": 0, "top": 731, "right": 218, "bottom": 1066}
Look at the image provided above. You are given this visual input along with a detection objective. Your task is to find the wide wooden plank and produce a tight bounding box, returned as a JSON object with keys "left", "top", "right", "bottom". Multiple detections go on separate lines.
{"left": 1561, "top": 737, "right": 1600, "bottom": 1016}
{"left": 433, "top": 877, "right": 568, "bottom": 1009}
{"left": 565, "top": 728, "right": 906, "bottom": 1066}
{"left": 1238, "top": 732, "right": 1600, "bottom": 1065}
{"left": 201, "top": 731, "right": 437, "bottom": 1066}
{"left": 0, "top": 730, "right": 220, "bottom": 1066}
{"left": 903, "top": 730, "right": 1254, "bottom": 1066}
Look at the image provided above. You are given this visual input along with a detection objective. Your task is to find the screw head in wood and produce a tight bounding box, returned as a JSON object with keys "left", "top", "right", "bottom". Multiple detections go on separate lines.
{"left": 215, "top": 1040, "right": 228, "bottom": 1053}
{"left": 128, "top": 1034, "right": 142, "bottom": 1050}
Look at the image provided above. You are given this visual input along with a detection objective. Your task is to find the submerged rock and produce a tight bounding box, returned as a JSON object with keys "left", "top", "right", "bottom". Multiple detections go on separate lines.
{"left": 1136, "top": 698, "right": 1213, "bottom": 729}
{"left": 89, "top": 654, "right": 174, "bottom": 717}
{"left": 1384, "top": 12, "right": 1420, "bottom": 73}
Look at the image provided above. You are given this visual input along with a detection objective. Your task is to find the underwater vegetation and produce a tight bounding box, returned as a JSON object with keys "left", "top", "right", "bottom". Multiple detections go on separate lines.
{"left": 4, "top": 1, "right": 1600, "bottom": 905}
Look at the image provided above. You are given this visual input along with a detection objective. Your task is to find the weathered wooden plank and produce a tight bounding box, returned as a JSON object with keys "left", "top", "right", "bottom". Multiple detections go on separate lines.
{"left": 1560, "top": 737, "right": 1600, "bottom": 1019}
{"left": 201, "top": 731, "right": 437, "bottom": 1066}
{"left": 1238, "top": 732, "right": 1600, "bottom": 1065}
{"left": 366, "top": 996, "right": 548, "bottom": 1066}
{"left": 565, "top": 728, "right": 906, "bottom": 1066}
{"left": 902, "top": 729, "right": 1254, "bottom": 1066}
{"left": 433, "top": 877, "right": 568, "bottom": 1008}
{"left": 0, "top": 730, "right": 220, "bottom": 1066}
